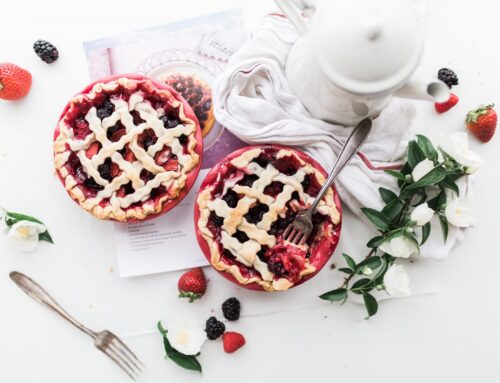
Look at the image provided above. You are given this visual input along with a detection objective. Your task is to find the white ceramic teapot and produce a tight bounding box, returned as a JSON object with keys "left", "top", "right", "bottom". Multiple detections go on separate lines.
{"left": 275, "top": 0, "right": 450, "bottom": 126}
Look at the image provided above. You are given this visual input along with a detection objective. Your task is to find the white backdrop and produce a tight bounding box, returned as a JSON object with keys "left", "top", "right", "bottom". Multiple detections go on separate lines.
{"left": 0, "top": 0, "right": 499, "bottom": 382}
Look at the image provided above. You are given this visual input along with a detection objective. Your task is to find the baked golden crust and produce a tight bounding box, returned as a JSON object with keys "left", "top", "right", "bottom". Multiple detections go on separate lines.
{"left": 54, "top": 77, "right": 200, "bottom": 221}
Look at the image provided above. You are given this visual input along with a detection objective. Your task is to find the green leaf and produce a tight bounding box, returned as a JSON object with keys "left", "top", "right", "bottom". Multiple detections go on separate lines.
{"left": 416, "top": 135, "right": 438, "bottom": 161}
{"left": 382, "top": 199, "right": 404, "bottom": 223}
{"left": 367, "top": 235, "right": 385, "bottom": 248}
{"left": 351, "top": 278, "right": 372, "bottom": 291}
{"left": 439, "top": 215, "right": 449, "bottom": 242}
{"left": 421, "top": 222, "right": 431, "bottom": 245}
{"left": 362, "top": 292, "right": 378, "bottom": 317}
{"left": 357, "top": 256, "right": 382, "bottom": 270}
{"left": 5, "top": 212, "right": 44, "bottom": 227}
{"left": 319, "top": 288, "right": 347, "bottom": 303}
{"left": 338, "top": 267, "right": 353, "bottom": 274}
{"left": 428, "top": 191, "right": 447, "bottom": 211}
{"left": 361, "top": 208, "right": 389, "bottom": 231}
{"left": 157, "top": 321, "right": 202, "bottom": 373}
{"left": 407, "top": 166, "right": 447, "bottom": 190}
{"left": 39, "top": 231, "right": 54, "bottom": 244}
{"left": 379, "top": 187, "right": 398, "bottom": 204}
{"left": 342, "top": 253, "right": 357, "bottom": 271}
{"left": 407, "top": 141, "right": 426, "bottom": 169}
{"left": 412, "top": 190, "right": 427, "bottom": 207}
{"left": 439, "top": 177, "right": 460, "bottom": 196}
{"left": 384, "top": 170, "right": 406, "bottom": 181}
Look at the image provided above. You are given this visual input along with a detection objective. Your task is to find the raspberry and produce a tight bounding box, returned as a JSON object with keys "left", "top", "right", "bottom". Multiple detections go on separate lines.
{"left": 222, "top": 298, "right": 241, "bottom": 321}
{"left": 205, "top": 316, "right": 225, "bottom": 340}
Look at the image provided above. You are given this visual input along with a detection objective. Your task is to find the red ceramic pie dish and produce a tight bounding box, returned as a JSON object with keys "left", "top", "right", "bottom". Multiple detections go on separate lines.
{"left": 53, "top": 74, "right": 203, "bottom": 222}
{"left": 194, "top": 144, "right": 342, "bottom": 292}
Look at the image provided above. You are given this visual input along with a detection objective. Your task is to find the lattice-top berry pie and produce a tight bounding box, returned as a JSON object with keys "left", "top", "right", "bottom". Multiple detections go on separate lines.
{"left": 195, "top": 145, "right": 342, "bottom": 292}
{"left": 53, "top": 75, "right": 202, "bottom": 221}
{"left": 160, "top": 72, "right": 215, "bottom": 138}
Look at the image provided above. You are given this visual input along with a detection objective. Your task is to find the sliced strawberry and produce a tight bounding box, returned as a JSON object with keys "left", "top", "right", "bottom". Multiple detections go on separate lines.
{"left": 110, "top": 162, "right": 121, "bottom": 178}
{"left": 123, "top": 146, "right": 136, "bottom": 162}
{"left": 155, "top": 147, "right": 171, "bottom": 165}
{"left": 163, "top": 158, "right": 179, "bottom": 171}
{"left": 85, "top": 142, "right": 101, "bottom": 159}
{"left": 74, "top": 117, "right": 91, "bottom": 140}
{"left": 435, "top": 93, "right": 459, "bottom": 114}
{"left": 110, "top": 128, "right": 126, "bottom": 142}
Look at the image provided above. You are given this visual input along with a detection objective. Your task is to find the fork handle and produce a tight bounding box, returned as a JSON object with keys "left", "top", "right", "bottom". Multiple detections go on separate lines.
{"left": 308, "top": 118, "right": 373, "bottom": 214}
{"left": 10, "top": 271, "right": 96, "bottom": 339}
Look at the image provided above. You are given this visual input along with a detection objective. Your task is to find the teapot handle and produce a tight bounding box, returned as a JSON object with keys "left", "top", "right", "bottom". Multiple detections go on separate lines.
{"left": 274, "top": 0, "right": 310, "bottom": 36}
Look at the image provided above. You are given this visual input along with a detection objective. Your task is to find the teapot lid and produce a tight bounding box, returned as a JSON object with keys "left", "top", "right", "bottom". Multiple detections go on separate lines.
{"left": 310, "top": 0, "right": 425, "bottom": 95}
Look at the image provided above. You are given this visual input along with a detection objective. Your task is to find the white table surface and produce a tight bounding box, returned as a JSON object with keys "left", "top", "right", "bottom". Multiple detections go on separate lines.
{"left": 1, "top": 0, "right": 499, "bottom": 382}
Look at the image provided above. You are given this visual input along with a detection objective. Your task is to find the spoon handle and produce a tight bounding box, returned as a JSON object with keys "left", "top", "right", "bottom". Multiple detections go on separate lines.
{"left": 309, "top": 118, "right": 372, "bottom": 214}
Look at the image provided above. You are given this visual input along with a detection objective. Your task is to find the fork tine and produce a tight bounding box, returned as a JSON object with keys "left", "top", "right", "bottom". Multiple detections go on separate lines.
{"left": 286, "top": 227, "right": 298, "bottom": 243}
{"left": 294, "top": 232, "right": 304, "bottom": 245}
{"left": 110, "top": 338, "right": 143, "bottom": 373}
{"left": 101, "top": 347, "right": 137, "bottom": 381}
{"left": 298, "top": 233, "right": 308, "bottom": 246}
{"left": 112, "top": 335, "right": 144, "bottom": 368}
{"left": 283, "top": 225, "right": 293, "bottom": 240}
{"left": 290, "top": 228, "right": 302, "bottom": 244}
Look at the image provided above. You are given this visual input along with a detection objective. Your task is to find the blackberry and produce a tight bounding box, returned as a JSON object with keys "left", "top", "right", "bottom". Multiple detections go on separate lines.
{"left": 98, "top": 158, "right": 113, "bottom": 181}
{"left": 245, "top": 203, "right": 269, "bottom": 224}
{"left": 438, "top": 68, "right": 459, "bottom": 89}
{"left": 160, "top": 115, "right": 180, "bottom": 129}
{"left": 233, "top": 230, "right": 249, "bottom": 243}
{"left": 222, "top": 189, "right": 239, "bottom": 208}
{"left": 33, "top": 39, "right": 59, "bottom": 63}
{"left": 178, "top": 134, "right": 188, "bottom": 145}
{"left": 210, "top": 212, "right": 224, "bottom": 227}
{"left": 222, "top": 297, "right": 241, "bottom": 321}
{"left": 268, "top": 256, "right": 286, "bottom": 276}
{"left": 97, "top": 99, "right": 114, "bottom": 120}
{"left": 205, "top": 316, "right": 225, "bottom": 340}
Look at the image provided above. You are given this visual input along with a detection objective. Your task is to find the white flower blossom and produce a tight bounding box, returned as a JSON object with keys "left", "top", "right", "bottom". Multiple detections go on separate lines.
{"left": 410, "top": 203, "right": 434, "bottom": 226}
{"left": 7, "top": 220, "right": 47, "bottom": 252}
{"left": 440, "top": 132, "right": 484, "bottom": 174}
{"left": 445, "top": 197, "right": 475, "bottom": 228}
{"left": 411, "top": 159, "right": 434, "bottom": 182}
{"left": 166, "top": 316, "right": 206, "bottom": 355}
{"left": 384, "top": 264, "right": 411, "bottom": 297}
{"left": 379, "top": 236, "right": 417, "bottom": 259}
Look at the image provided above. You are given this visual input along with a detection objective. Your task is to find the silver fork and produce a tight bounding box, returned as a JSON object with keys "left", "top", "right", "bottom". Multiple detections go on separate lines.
{"left": 283, "top": 118, "right": 373, "bottom": 245}
{"left": 10, "top": 271, "right": 143, "bottom": 380}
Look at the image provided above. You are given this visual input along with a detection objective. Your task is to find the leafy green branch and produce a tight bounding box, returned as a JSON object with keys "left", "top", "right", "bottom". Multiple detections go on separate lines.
{"left": 320, "top": 135, "right": 469, "bottom": 317}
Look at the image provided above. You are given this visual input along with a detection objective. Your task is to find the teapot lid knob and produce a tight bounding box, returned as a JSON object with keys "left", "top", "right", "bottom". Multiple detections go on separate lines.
{"left": 364, "top": 22, "right": 383, "bottom": 41}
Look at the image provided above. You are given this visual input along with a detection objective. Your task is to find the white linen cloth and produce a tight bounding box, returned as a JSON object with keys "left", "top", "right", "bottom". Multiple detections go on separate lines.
{"left": 213, "top": 14, "right": 468, "bottom": 262}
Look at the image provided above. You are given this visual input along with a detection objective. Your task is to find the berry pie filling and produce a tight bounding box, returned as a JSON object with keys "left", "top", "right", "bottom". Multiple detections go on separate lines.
{"left": 54, "top": 77, "right": 200, "bottom": 221}
{"left": 197, "top": 146, "right": 341, "bottom": 291}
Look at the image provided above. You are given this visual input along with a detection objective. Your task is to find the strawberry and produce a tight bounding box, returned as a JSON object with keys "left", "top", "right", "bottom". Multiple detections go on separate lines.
{"left": 123, "top": 146, "right": 136, "bottom": 162}
{"left": 466, "top": 104, "right": 497, "bottom": 143}
{"left": 178, "top": 267, "right": 207, "bottom": 302}
{"left": 223, "top": 332, "right": 246, "bottom": 354}
{"left": 163, "top": 158, "right": 179, "bottom": 171}
{"left": 434, "top": 93, "right": 459, "bottom": 113}
{"left": 0, "top": 63, "right": 32, "bottom": 101}
{"left": 74, "top": 117, "right": 91, "bottom": 140}
{"left": 155, "top": 147, "right": 171, "bottom": 165}
{"left": 85, "top": 142, "right": 101, "bottom": 158}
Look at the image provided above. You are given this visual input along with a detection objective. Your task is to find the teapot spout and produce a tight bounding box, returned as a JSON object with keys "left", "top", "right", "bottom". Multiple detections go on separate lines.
{"left": 394, "top": 77, "right": 450, "bottom": 103}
